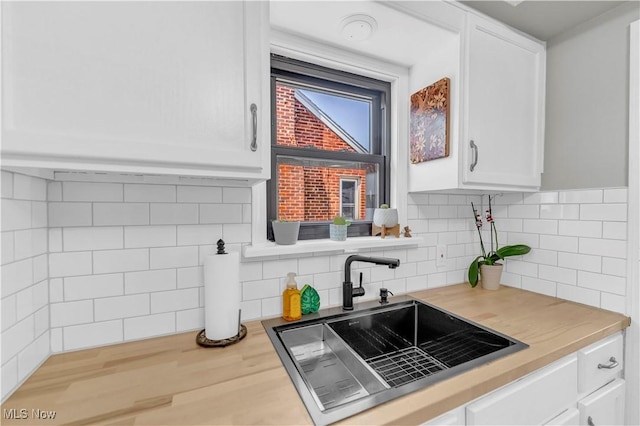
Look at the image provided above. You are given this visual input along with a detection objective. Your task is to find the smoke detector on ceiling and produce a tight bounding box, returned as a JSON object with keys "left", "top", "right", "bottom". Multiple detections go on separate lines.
{"left": 340, "top": 14, "right": 378, "bottom": 41}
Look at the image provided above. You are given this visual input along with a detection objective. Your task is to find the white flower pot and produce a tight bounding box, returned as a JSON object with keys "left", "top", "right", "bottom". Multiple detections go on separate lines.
{"left": 480, "top": 264, "right": 503, "bottom": 290}
{"left": 373, "top": 208, "right": 398, "bottom": 228}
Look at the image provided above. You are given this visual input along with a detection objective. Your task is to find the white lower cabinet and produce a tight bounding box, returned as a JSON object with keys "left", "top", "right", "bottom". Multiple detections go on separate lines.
{"left": 423, "top": 332, "right": 625, "bottom": 426}
{"left": 466, "top": 355, "right": 578, "bottom": 425}
{"left": 578, "top": 379, "right": 626, "bottom": 426}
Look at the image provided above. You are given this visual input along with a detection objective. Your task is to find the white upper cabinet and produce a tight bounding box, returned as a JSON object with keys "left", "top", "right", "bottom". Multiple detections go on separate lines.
{"left": 1, "top": 1, "right": 269, "bottom": 184}
{"left": 408, "top": 10, "right": 545, "bottom": 193}
{"left": 462, "top": 14, "right": 546, "bottom": 190}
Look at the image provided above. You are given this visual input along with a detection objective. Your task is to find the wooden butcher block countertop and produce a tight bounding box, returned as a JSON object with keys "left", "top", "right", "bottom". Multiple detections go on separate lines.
{"left": 2, "top": 284, "right": 630, "bottom": 425}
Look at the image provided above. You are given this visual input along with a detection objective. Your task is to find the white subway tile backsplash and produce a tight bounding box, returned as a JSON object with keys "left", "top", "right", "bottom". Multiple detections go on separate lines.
{"left": 176, "top": 308, "right": 204, "bottom": 332}
{"left": 50, "top": 300, "right": 93, "bottom": 327}
{"left": 2, "top": 294, "right": 17, "bottom": 332}
{"left": 538, "top": 265, "right": 577, "bottom": 285}
{"left": 13, "top": 174, "right": 47, "bottom": 201}
{"left": 539, "top": 235, "right": 578, "bottom": 253}
{"left": 47, "top": 181, "right": 62, "bottom": 202}
{"left": 298, "top": 256, "right": 332, "bottom": 276}
{"left": 63, "top": 320, "right": 123, "bottom": 351}
{"left": 262, "top": 297, "right": 281, "bottom": 317}
{"left": 558, "top": 220, "right": 602, "bottom": 238}
{"left": 200, "top": 204, "right": 243, "bottom": 224}
{"left": 65, "top": 274, "right": 124, "bottom": 301}
{"left": 125, "top": 313, "right": 176, "bottom": 340}
{"left": 521, "top": 276, "right": 556, "bottom": 297}
{"left": 2, "top": 316, "right": 35, "bottom": 362}
{"left": 507, "top": 204, "right": 539, "bottom": 219}
{"left": 578, "top": 271, "right": 626, "bottom": 295}
{"left": 14, "top": 228, "right": 47, "bottom": 260}
{"left": 63, "top": 182, "right": 123, "bottom": 202}
{"left": 505, "top": 260, "right": 538, "bottom": 277}
{"left": 580, "top": 204, "right": 627, "bottom": 222}
{"left": 150, "top": 246, "right": 198, "bottom": 269}
{"left": 177, "top": 266, "right": 203, "bottom": 289}
{"left": 559, "top": 190, "right": 603, "bottom": 204}
{"left": 239, "top": 262, "right": 262, "bottom": 282}
{"left": 93, "top": 249, "right": 148, "bottom": 274}
{"left": 95, "top": 294, "right": 150, "bottom": 321}
{"left": 524, "top": 192, "right": 559, "bottom": 205}
{"left": 1, "top": 231, "right": 15, "bottom": 264}
{"left": 3, "top": 199, "right": 33, "bottom": 230}
{"left": 34, "top": 306, "right": 49, "bottom": 338}
{"left": 603, "top": 188, "right": 628, "bottom": 203}
{"left": 124, "top": 225, "right": 176, "bottom": 248}
{"left": 33, "top": 255, "right": 48, "bottom": 284}
{"left": 494, "top": 193, "right": 523, "bottom": 205}
{"left": 31, "top": 201, "right": 48, "bottom": 229}
{"left": 125, "top": 184, "right": 176, "bottom": 202}
{"left": 17, "top": 333, "right": 49, "bottom": 382}
{"left": 63, "top": 227, "right": 123, "bottom": 251}
{"left": 523, "top": 219, "right": 558, "bottom": 235}
{"left": 49, "top": 228, "right": 62, "bottom": 252}
{"left": 177, "top": 186, "right": 222, "bottom": 203}
{"left": 240, "top": 300, "right": 262, "bottom": 321}
{"left": 540, "top": 204, "right": 580, "bottom": 220}
{"left": 50, "top": 328, "right": 63, "bottom": 353}
{"left": 601, "top": 293, "right": 626, "bottom": 313}
{"left": 49, "top": 279, "right": 64, "bottom": 303}
{"left": 50, "top": 252, "right": 92, "bottom": 278}
{"left": 602, "top": 257, "right": 627, "bottom": 277}
{"left": 150, "top": 203, "right": 198, "bottom": 225}
{"left": 525, "top": 249, "right": 558, "bottom": 266}
{"left": 125, "top": 269, "right": 176, "bottom": 294}
{"left": 16, "top": 281, "right": 48, "bottom": 320}
{"left": 243, "top": 278, "right": 280, "bottom": 301}
{"left": 558, "top": 252, "right": 602, "bottom": 273}
{"left": 94, "top": 203, "right": 149, "bottom": 226}
{"left": 1, "top": 170, "right": 14, "bottom": 198}
{"left": 223, "top": 187, "right": 251, "bottom": 204}
{"left": 602, "top": 222, "right": 627, "bottom": 240}
{"left": 150, "top": 288, "right": 199, "bottom": 314}
{"left": 177, "top": 224, "right": 223, "bottom": 246}
{"left": 579, "top": 238, "right": 626, "bottom": 258}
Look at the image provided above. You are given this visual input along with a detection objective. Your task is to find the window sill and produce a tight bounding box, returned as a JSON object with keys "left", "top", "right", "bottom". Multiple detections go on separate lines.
{"left": 242, "top": 236, "right": 423, "bottom": 260}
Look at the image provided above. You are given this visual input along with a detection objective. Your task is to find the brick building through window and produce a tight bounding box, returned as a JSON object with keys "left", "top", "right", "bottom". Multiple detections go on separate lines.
{"left": 275, "top": 84, "right": 371, "bottom": 222}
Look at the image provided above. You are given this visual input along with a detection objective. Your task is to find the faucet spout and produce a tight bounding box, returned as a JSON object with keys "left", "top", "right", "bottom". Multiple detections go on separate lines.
{"left": 342, "top": 255, "right": 400, "bottom": 310}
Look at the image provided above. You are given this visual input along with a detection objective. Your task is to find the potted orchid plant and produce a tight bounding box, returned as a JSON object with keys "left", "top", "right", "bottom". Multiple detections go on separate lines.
{"left": 468, "top": 196, "right": 531, "bottom": 289}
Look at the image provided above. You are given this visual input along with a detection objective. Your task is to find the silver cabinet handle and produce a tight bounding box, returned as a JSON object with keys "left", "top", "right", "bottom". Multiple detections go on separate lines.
{"left": 470, "top": 140, "right": 478, "bottom": 172}
{"left": 250, "top": 103, "right": 258, "bottom": 152}
{"left": 597, "top": 356, "right": 619, "bottom": 369}
{"left": 588, "top": 416, "right": 595, "bottom": 426}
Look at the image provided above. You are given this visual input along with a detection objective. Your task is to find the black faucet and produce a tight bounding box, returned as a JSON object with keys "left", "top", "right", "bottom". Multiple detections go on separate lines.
{"left": 343, "top": 255, "right": 400, "bottom": 310}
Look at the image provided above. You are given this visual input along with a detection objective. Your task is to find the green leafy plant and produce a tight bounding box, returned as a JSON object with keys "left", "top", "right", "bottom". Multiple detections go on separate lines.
{"left": 333, "top": 216, "right": 351, "bottom": 226}
{"left": 468, "top": 196, "right": 531, "bottom": 287}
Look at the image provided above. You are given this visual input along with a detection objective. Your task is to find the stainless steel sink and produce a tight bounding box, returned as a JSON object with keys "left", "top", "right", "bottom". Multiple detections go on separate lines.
{"left": 263, "top": 297, "right": 528, "bottom": 425}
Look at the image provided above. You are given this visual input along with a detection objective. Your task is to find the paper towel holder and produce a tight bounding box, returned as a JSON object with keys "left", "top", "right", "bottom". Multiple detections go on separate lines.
{"left": 196, "top": 239, "right": 247, "bottom": 348}
{"left": 197, "top": 309, "right": 247, "bottom": 348}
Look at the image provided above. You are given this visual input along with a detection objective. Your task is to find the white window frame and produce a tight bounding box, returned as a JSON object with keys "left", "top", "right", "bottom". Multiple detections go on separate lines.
{"left": 339, "top": 177, "right": 360, "bottom": 220}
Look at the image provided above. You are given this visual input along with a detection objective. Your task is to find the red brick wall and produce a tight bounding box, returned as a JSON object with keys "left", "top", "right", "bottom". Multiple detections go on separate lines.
{"left": 276, "top": 84, "right": 367, "bottom": 221}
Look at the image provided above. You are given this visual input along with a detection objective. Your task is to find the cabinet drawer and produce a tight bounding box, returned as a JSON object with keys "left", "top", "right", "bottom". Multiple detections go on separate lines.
{"left": 578, "top": 333, "right": 623, "bottom": 394}
{"left": 578, "top": 379, "right": 625, "bottom": 426}
{"left": 466, "top": 355, "right": 578, "bottom": 425}
{"left": 544, "top": 408, "right": 579, "bottom": 425}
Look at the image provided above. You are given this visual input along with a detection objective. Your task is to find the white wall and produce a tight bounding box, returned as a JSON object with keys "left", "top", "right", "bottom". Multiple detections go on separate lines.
{"left": 542, "top": 1, "right": 640, "bottom": 190}
{"left": 1, "top": 171, "right": 50, "bottom": 401}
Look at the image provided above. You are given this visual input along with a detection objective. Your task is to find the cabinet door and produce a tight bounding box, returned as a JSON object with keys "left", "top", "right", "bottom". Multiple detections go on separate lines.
{"left": 462, "top": 14, "right": 545, "bottom": 189}
{"left": 466, "top": 355, "right": 577, "bottom": 425}
{"left": 1, "top": 1, "right": 268, "bottom": 180}
{"left": 578, "top": 379, "right": 625, "bottom": 426}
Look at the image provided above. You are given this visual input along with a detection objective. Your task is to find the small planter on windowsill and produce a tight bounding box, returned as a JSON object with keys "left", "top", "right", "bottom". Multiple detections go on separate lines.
{"left": 329, "top": 216, "right": 351, "bottom": 241}
{"left": 272, "top": 220, "right": 300, "bottom": 245}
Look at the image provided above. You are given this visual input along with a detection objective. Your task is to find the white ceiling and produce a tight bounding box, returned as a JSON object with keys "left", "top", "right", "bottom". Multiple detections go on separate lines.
{"left": 270, "top": 1, "right": 457, "bottom": 67}
{"left": 459, "top": 1, "right": 628, "bottom": 41}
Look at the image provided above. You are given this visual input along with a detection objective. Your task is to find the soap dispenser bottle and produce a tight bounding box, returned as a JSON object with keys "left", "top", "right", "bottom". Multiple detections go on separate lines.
{"left": 282, "top": 272, "right": 301, "bottom": 321}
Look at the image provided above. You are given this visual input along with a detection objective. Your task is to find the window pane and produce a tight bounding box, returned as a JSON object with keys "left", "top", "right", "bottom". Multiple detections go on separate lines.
{"left": 276, "top": 155, "right": 378, "bottom": 222}
{"left": 276, "top": 82, "right": 371, "bottom": 153}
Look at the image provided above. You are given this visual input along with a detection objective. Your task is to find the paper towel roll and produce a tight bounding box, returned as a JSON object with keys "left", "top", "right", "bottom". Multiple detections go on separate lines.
{"left": 204, "top": 251, "right": 241, "bottom": 341}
